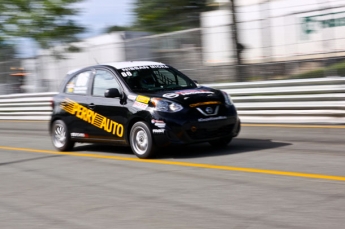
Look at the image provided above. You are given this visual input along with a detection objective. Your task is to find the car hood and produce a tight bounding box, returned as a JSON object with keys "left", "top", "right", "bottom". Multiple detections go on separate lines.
{"left": 139, "top": 86, "right": 225, "bottom": 106}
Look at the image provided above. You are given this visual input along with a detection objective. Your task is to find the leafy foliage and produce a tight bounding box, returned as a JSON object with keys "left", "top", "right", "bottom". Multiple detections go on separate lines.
{"left": 0, "top": 0, "right": 85, "bottom": 49}
{"left": 292, "top": 61, "right": 345, "bottom": 79}
{"left": 133, "top": 0, "right": 213, "bottom": 33}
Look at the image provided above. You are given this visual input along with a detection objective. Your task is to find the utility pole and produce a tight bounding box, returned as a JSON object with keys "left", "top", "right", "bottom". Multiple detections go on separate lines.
{"left": 229, "top": 0, "right": 243, "bottom": 82}
{"left": 261, "top": 0, "right": 272, "bottom": 63}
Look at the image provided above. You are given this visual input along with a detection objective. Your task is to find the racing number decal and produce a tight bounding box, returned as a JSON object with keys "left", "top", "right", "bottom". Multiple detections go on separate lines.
{"left": 60, "top": 98, "right": 124, "bottom": 137}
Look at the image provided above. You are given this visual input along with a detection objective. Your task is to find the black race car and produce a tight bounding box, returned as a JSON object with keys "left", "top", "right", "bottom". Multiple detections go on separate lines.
{"left": 50, "top": 61, "right": 240, "bottom": 158}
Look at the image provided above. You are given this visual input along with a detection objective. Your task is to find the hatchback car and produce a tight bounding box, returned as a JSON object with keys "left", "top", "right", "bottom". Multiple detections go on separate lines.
{"left": 50, "top": 61, "right": 240, "bottom": 158}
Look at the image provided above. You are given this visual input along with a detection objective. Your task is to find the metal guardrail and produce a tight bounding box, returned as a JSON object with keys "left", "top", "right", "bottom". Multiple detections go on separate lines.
{"left": 0, "top": 77, "right": 344, "bottom": 124}
{"left": 0, "top": 92, "right": 57, "bottom": 120}
{"left": 219, "top": 77, "right": 345, "bottom": 124}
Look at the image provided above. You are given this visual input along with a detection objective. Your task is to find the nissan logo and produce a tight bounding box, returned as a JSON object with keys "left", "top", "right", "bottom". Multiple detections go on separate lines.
{"left": 205, "top": 107, "right": 213, "bottom": 114}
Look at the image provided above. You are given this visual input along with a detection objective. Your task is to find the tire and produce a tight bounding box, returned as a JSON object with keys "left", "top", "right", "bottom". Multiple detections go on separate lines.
{"left": 51, "top": 120, "right": 75, "bottom": 151}
{"left": 130, "top": 121, "right": 156, "bottom": 159}
{"left": 209, "top": 137, "right": 232, "bottom": 148}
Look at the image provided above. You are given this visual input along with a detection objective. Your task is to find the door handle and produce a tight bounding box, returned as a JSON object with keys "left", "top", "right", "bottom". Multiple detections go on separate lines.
{"left": 88, "top": 103, "right": 96, "bottom": 110}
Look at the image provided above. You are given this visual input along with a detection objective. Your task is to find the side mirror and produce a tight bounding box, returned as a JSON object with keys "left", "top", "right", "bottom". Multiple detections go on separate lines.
{"left": 104, "top": 88, "right": 121, "bottom": 98}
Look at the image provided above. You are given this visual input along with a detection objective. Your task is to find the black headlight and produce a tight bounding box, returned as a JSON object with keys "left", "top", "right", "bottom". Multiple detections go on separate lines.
{"left": 150, "top": 98, "right": 183, "bottom": 113}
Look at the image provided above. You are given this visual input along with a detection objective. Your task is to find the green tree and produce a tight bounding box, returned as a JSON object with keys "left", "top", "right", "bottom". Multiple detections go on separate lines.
{"left": 133, "top": 0, "right": 213, "bottom": 33}
{"left": 104, "top": 25, "right": 132, "bottom": 33}
{"left": 0, "top": 0, "right": 85, "bottom": 50}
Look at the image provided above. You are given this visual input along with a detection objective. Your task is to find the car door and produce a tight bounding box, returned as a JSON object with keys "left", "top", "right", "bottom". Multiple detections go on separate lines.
{"left": 59, "top": 70, "right": 92, "bottom": 137}
{"left": 86, "top": 68, "right": 128, "bottom": 142}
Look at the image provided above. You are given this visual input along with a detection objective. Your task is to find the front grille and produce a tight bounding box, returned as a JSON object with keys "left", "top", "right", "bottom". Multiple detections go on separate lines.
{"left": 187, "top": 124, "right": 233, "bottom": 140}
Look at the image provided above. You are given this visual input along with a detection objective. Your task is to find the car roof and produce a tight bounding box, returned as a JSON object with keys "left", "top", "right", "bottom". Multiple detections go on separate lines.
{"left": 67, "top": 61, "right": 166, "bottom": 75}
{"left": 102, "top": 61, "right": 166, "bottom": 69}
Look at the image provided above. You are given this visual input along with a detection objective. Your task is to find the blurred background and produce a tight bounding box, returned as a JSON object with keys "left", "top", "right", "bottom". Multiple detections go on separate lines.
{"left": 1, "top": 0, "right": 345, "bottom": 94}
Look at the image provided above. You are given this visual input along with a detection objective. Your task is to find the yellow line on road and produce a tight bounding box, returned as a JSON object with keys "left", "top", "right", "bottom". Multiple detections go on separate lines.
{"left": 242, "top": 124, "right": 345, "bottom": 129}
{"left": 1, "top": 120, "right": 344, "bottom": 129}
{"left": 1, "top": 146, "right": 345, "bottom": 182}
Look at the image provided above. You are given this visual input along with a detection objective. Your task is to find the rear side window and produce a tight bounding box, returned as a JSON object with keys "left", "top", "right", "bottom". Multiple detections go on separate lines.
{"left": 92, "top": 70, "right": 120, "bottom": 97}
{"left": 64, "top": 71, "right": 91, "bottom": 94}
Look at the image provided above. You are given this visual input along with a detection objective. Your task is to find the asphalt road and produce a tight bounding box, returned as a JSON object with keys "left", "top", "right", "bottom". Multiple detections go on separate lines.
{"left": 0, "top": 121, "right": 344, "bottom": 229}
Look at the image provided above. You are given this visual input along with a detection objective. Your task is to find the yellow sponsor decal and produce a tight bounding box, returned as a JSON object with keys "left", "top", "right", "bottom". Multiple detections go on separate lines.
{"left": 136, "top": 95, "right": 150, "bottom": 104}
{"left": 60, "top": 98, "right": 124, "bottom": 137}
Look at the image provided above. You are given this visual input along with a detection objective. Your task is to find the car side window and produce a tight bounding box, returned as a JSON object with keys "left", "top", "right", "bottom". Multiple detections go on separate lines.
{"left": 64, "top": 71, "right": 91, "bottom": 94}
{"left": 92, "top": 70, "right": 120, "bottom": 97}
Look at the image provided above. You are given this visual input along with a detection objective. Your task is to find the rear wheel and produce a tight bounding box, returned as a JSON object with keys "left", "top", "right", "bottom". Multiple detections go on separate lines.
{"left": 209, "top": 137, "right": 232, "bottom": 148}
{"left": 130, "top": 121, "right": 156, "bottom": 159}
{"left": 51, "top": 120, "right": 75, "bottom": 151}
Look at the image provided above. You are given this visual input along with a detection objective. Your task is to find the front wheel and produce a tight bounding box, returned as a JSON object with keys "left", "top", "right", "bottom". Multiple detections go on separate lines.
{"left": 209, "top": 137, "right": 232, "bottom": 148}
{"left": 51, "top": 120, "right": 75, "bottom": 151}
{"left": 130, "top": 122, "right": 156, "bottom": 159}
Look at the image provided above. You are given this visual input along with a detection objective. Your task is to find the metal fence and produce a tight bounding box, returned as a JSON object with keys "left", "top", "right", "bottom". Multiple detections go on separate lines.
{"left": 2, "top": 1, "right": 345, "bottom": 94}
{"left": 124, "top": 3, "right": 345, "bottom": 82}
{"left": 236, "top": 1, "right": 345, "bottom": 80}
{"left": 124, "top": 28, "right": 236, "bottom": 83}
{"left": 124, "top": 28, "right": 345, "bottom": 83}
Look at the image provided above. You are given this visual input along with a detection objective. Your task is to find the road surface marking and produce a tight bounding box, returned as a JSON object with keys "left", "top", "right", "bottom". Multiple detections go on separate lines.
{"left": 242, "top": 124, "right": 345, "bottom": 129}
{"left": 1, "top": 145, "right": 345, "bottom": 182}
{"left": 1, "top": 120, "right": 345, "bottom": 129}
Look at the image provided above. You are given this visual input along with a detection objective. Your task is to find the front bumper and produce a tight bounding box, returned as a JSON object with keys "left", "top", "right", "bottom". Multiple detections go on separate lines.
{"left": 150, "top": 111, "right": 241, "bottom": 147}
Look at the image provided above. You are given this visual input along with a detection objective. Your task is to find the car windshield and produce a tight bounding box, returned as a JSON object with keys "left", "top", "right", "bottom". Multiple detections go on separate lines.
{"left": 117, "top": 65, "right": 197, "bottom": 92}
